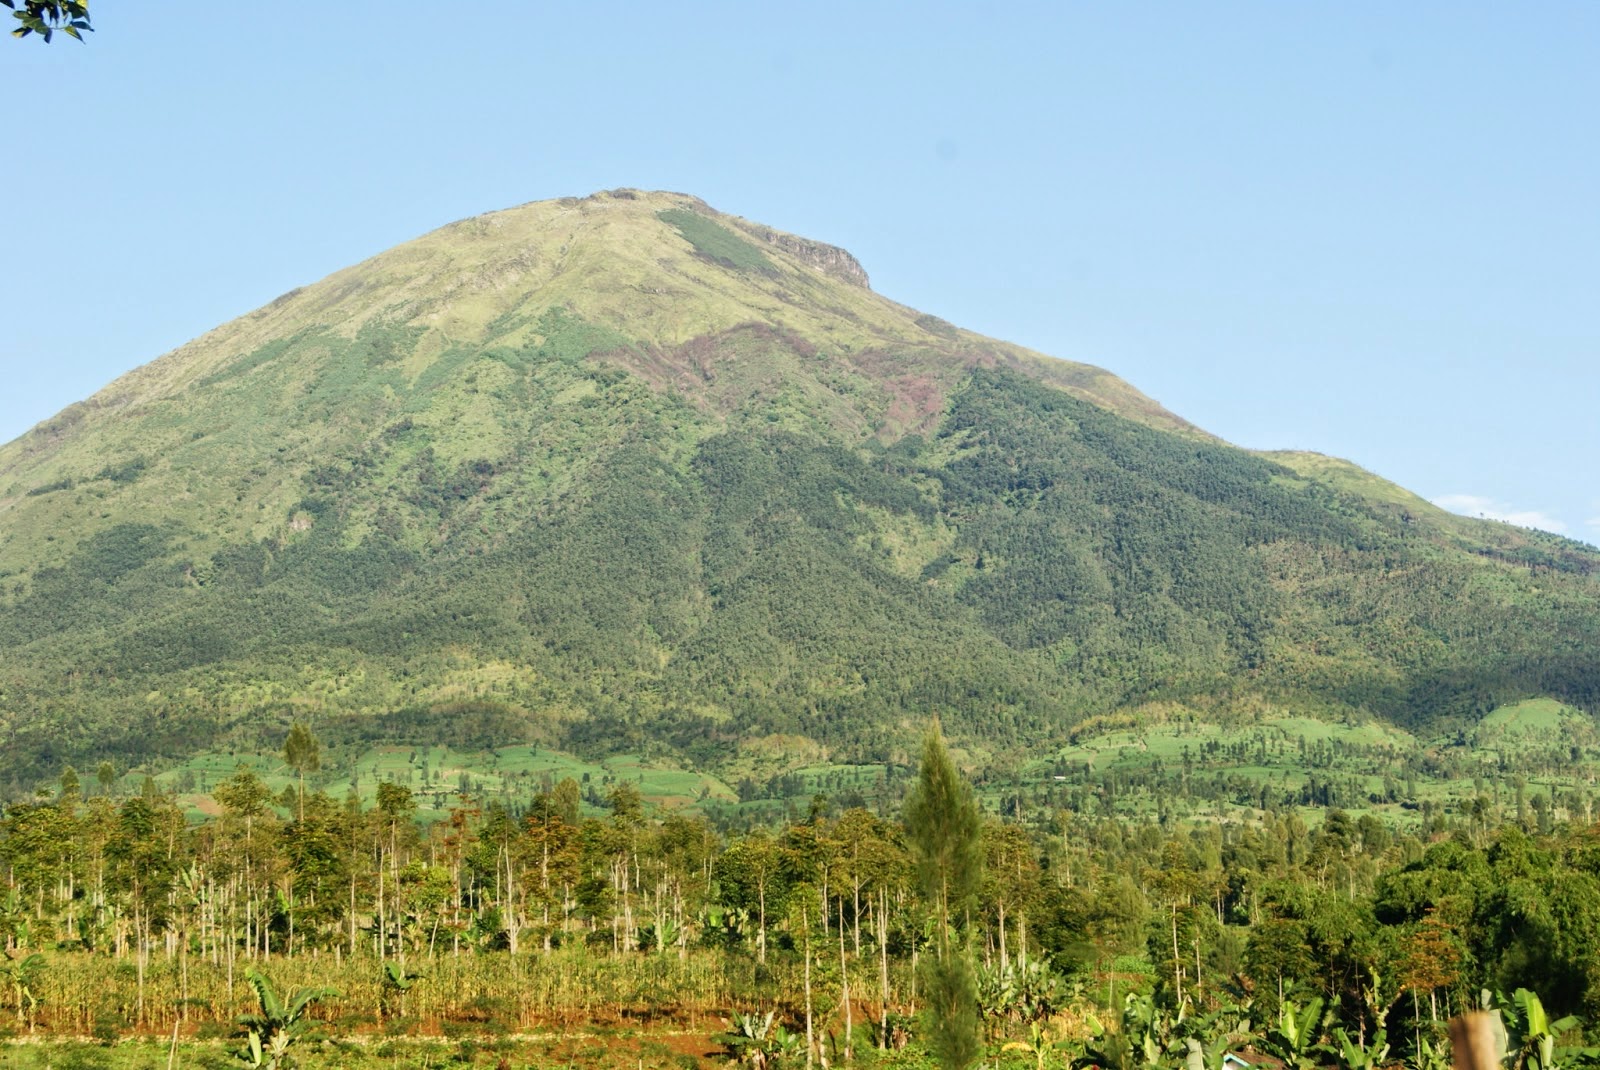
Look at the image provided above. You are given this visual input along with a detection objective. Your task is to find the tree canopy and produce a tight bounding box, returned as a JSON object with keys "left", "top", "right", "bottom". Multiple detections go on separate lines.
{"left": 3, "top": 1, "right": 90, "bottom": 42}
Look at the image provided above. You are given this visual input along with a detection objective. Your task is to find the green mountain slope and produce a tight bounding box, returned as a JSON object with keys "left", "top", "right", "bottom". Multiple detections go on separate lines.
{"left": 0, "top": 189, "right": 1596, "bottom": 786}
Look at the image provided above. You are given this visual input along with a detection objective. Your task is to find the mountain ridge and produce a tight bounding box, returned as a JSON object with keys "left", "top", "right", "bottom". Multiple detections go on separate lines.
{"left": 2, "top": 189, "right": 1190, "bottom": 459}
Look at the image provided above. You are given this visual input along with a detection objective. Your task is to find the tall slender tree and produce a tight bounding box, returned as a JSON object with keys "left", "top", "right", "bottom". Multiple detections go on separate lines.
{"left": 282, "top": 722, "right": 321, "bottom": 822}
{"left": 903, "top": 719, "right": 983, "bottom": 1070}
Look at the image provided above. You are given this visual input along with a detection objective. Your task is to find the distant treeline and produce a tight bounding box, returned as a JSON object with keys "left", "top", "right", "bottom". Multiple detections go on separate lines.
{"left": 4, "top": 758, "right": 1600, "bottom": 1057}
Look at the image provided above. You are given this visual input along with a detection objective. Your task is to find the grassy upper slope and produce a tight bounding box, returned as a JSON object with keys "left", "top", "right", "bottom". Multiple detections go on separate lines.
{"left": 0, "top": 190, "right": 1595, "bottom": 788}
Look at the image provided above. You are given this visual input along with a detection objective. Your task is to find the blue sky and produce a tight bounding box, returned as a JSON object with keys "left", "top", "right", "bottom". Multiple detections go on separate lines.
{"left": 4, "top": 2, "right": 1596, "bottom": 539}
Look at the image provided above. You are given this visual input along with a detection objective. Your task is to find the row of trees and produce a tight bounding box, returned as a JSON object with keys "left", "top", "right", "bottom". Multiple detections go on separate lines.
{"left": 5, "top": 721, "right": 1600, "bottom": 1070}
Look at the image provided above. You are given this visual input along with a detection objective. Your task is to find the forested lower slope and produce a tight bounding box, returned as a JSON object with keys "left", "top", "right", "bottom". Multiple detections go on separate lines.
{"left": 0, "top": 190, "right": 1595, "bottom": 787}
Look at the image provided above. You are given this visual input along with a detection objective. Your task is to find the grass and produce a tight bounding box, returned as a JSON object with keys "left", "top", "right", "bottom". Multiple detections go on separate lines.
{"left": 1477, "top": 696, "right": 1579, "bottom": 734}
{"left": 657, "top": 208, "right": 777, "bottom": 275}
{"left": 1263, "top": 450, "right": 1440, "bottom": 514}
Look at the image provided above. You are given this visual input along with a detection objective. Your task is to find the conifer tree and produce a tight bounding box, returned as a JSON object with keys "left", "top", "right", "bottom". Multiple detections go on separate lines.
{"left": 58, "top": 766, "right": 80, "bottom": 806}
{"left": 903, "top": 719, "right": 983, "bottom": 1070}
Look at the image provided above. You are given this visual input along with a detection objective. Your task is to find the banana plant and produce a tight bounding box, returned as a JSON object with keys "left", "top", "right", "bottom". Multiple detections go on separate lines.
{"left": 1080, "top": 993, "right": 1186, "bottom": 1070}
{"left": 978, "top": 958, "right": 1068, "bottom": 1030}
{"left": 235, "top": 969, "right": 336, "bottom": 1070}
{"left": 1077, "top": 1020, "right": 1142, "bottom": 1070}
{"left": 1258, "top": 997, "right": 1327, "bottom": 1070}
{"left": 720, "top": 1011, "right": 776, "bottom": 1070}
{"left": 1497, "top": 989, "right": 1582, "bottom": 1070}
{"left": 976, "top": 960, "right": 1020, "bottom": 1033}
{"left": 1407, "top": 1034, "right": 1451, "bottom": 1070}
{"left": 1332, "top": 1027, "right": 1389, "bottom": 1070}
{"left": 1004, "top": 1021, "right": 1075, "bottom": 1070}
{"left": 1177, "top": 1004, "right": 1257, "bottom": 1070}
{"left": 0, "top": 953, "right": 46, "bottom": 1031}
{"left": 378, "top": 961, "right": 421, "bottom": 1021}
{"left": 1015, "top": 959, "right": 1070, "bottom": 1022}
{"left": 699, "top": 904, "right": 750, "bottom": 948}
{"left": 717, "top": 1011, "right": 808, "bottom": 1070}
{"left": 0, "top": 890, "right": 28, "bottom": 950}
{"left": 1183, "top": 1037, "right": 1246, "bottom": 1070}
{"left": 652, "top": 912, "right": 681, "bottom": 955}
{"left": 769, "top": 1024, "right": 805, "bottom": 1066}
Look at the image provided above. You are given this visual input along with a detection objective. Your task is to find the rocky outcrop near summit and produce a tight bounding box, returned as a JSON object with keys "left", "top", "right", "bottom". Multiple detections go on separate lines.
{"left": 746, "top": 227, "right": 871, "bottom": 289}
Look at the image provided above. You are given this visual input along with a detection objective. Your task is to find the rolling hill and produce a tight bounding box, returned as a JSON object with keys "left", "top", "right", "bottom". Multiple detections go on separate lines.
{"left": 1, "top": 189, "right": 1596, "bottom": 790}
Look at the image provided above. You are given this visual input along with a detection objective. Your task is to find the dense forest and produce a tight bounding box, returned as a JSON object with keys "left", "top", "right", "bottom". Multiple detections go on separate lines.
{"left": 3, "top": 363, "right": 1597, "bottom": 791}
{"left": 4, "top": 724, "right": 1600, "bottom": 1070}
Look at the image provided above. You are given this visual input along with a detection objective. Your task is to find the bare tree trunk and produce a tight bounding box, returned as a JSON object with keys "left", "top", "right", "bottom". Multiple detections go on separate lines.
{"left": 503, "top": 844, "right": 520, "bottom": 955}
{"left": 840, "top": 895, "right": 853, "bottom": 1062}
{"left": 879, "top": 887, "right": 890, "bottom": 1050}
{"left": 349, "top": 874, "right": 357, "bottom": 959}
{"left": 1170, "top": 905, "right": 1183, "bottom": 1005}
{"left": 853, "top": 875, "right": 862, "bottom": 957}
{"left": 998, "top": 899, "right": 1008, "bottom": 971}
{"left": 758, "top": 879, "right": 768, "bottom": 965}
{"left": 135, "top": 903, "right": 147, "bottom": 1028}
{"left": 376, "top": 848, "right": 385, "bottom": 960}
{"left": 392, "top": 822, "right": 403, "bottom": 966}
{"left": 804, "top": 909, "right": 815, "bottom": 1070}
{"left": 541, "top": 833, "right": 551, "bottom": 954}
{"left": 227, "top": 894, "right": 235, "bottom": 998}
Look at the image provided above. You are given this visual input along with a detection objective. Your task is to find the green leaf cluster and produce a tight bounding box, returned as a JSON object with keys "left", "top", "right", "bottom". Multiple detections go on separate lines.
{"left": 4, "top": 0, "right": 89, "bottom": 42}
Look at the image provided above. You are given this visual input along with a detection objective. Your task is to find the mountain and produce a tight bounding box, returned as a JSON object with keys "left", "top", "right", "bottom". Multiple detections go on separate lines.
{"left": 1, "top": 189, "right": 1596, "bottom": 787}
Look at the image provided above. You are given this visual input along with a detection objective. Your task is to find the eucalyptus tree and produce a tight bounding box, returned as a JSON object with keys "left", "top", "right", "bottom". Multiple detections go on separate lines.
{"left": 524, "top": 787, "right": 583, "bottom": 950}
{"left": 473, "top": 802, "right": 525, "bottom": 952}
{"left": 597, "top": 781, "right": 650, "bottom": 951}
{"left": 656, "top": 812, "right": 718, "bottom": 956}
{"left": 1147, "top": 840, "right": 1202, "bottom": 1004}
{"left": 718, "top": 829, "right": 787, "bottom": 964}
{"left": 280, "top": 791, "right": 355, "bottom": 956}
{"left": 982, "top": 821, "right": 1042, "bottom": 970}
{"left": 832, "top": 808, "right": 881, "bottom": 955}
{"left": 212, "top": 766, "right": 282, "bottom": 971}
{"left": 106, "top": 792, "right": 185, "bottom": 1025}
{"left": 0, "top": 797, "right": 71, "bottom": 927}
{"left": 373, "top": 782, "right": 417, "bottom": 961}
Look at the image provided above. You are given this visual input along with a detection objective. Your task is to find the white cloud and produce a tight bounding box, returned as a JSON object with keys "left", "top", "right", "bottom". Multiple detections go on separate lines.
{"left": 1432, "top": 494, "right": 1569, "bottom": 535}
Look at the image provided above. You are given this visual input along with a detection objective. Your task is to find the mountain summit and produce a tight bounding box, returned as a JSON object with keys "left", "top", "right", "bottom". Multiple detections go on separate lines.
{"left": 1, "top": 190, "right": 1595, "bottom": 784}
